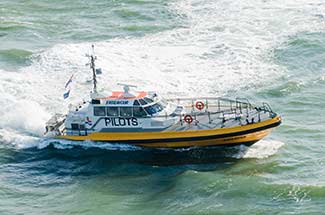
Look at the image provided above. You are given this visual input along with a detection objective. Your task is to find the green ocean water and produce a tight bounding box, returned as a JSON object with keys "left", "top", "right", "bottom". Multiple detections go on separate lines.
{"left": 1, "top": 0, "right": 325, "bottom": 214}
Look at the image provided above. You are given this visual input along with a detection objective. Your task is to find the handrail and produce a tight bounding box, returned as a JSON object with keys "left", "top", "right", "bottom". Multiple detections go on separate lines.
{"left": 166, "top": 97, "right": 255, "bottom": 110}
{"left": 262, "top": 102, "right": 273, "bottom": 113}
{"left": 165, "top": 96, "right": 238, "bottom": 103}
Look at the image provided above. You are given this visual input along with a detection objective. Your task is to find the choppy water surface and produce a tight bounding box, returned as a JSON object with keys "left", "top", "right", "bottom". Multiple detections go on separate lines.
{"left": 0, "top": 0, "right": 325, "bottom": 214}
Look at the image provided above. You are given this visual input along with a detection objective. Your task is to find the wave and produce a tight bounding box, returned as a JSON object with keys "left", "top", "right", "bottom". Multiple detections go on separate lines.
{"left": 0, "top": 49, "right": 33, "bottom": 66}
{"left": 1, "top": 0, "right": 322, "bottom": 150}
{"left": 262, "top": 81, "right": 304, "bottom": 97}
{"left": 1, "top": 129, "right": 284, "bottom": 162}
{"left": 0, "top": 49, "right": 32, "bottom": 59}
{"left": 274, "top": 32, "right": 325, "bottom": 78}
{"left": 0, "top": 25, "right": 28, "bottom": 32}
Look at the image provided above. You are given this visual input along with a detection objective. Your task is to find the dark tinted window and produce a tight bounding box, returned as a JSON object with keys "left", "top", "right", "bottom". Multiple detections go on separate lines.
{"left": 144, "top": 106, "right": 156, "bottom": 115}
{"left": 133, "top": 107, "right": 147, "bottom": 117}
{"left": 107, "top": 107, "right": 119, "bottom": 116}
{"left": 133, "top": 100, "right": 140, "bottom": 106}
{"left": 120, "top": 107, "right": 132, "bottom": 117}
{"left": 71, "top": 123, "right": 79, "bottom": 130}
{"left": 144, "top": 97, "right": 154, "bottom": 103}
{"left": 144, "top": 103, "right": 164, "bottom": 115}
{"left": 94, "top": 107, "right": 106, "bottom": 116}
{"left": 91, "top": 99, "right": 100, "bottom": 104}
{"left": 152, "top": 103, "right": 164, "bottom": 112}
{"left": 139, "top": 99, "right": 147, "bottom": 105}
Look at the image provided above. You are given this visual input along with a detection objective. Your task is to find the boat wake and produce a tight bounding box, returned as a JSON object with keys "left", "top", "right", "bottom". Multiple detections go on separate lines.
{"left": 0, "top": 131, "right": 141, "bottom": 151}
{"left": 0, "top": 127, "right": 284, "bottom": 160}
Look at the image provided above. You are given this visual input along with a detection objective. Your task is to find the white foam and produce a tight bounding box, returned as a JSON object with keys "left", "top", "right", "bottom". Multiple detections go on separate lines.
{"left": 1, "top": 0, "right": 322, "bottom": 149}
{"left": 0, "top": 128, "right": 142, "bottom": 150}
{"left": 38, "top": 139, "right": 142, "bottom": 151}
{"left": 232, "top": 140, "right": 285, "bottom": 159}
{"left": 0, "top": 129, "right": 41, "bottom": 149}
{"left": 0, "top": 99, "right": 50, "bottom": 136}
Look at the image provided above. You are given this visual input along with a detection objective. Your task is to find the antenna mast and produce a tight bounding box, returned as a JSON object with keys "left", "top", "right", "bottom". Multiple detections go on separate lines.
{"left": 88, "top": 44, "right": 97, "bottom": 94}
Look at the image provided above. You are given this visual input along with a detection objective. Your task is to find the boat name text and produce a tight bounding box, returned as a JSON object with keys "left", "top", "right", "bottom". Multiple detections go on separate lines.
{"left": 106, "top": 100, "right": 129, "bottom": 105}
{"left": 104, "top": 117, "right": 138, "bottom": 127}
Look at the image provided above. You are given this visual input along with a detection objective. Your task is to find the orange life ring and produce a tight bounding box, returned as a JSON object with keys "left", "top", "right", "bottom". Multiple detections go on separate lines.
{"left": 195, "top": 101, "right": 205, "bottom": 111}
{"left": 184, "top": 115, "right": 193, "bottom": 124}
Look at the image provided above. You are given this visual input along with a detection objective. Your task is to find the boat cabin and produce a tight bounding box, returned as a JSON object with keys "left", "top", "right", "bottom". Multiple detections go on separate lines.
{"left": 91, "top": 90, "right": 167, "bottom": 118}
{"left": 63, "top": 88, "right": 178, "bottom": 136}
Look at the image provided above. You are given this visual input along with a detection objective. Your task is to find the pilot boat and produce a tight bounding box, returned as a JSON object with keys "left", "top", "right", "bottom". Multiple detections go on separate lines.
{"left": 44, "top": 46, "right": 281, "bottom": 148}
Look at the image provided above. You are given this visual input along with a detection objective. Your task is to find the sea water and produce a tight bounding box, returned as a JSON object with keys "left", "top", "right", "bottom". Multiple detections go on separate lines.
{"left": 0, "top": 0, "right": 325, "bottom": 214}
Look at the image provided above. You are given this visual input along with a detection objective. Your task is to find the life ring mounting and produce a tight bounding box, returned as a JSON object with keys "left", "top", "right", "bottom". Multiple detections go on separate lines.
{"left": 195, "top": 101, "right": 205, "bottom": 111}
{"left": 184, "top": 115, "right": 193, "bottom": 124}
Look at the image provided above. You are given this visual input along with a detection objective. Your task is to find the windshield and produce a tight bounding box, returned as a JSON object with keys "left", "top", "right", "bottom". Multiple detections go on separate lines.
{"left": 144, "top": 103, "right": 164, "bottom": 115}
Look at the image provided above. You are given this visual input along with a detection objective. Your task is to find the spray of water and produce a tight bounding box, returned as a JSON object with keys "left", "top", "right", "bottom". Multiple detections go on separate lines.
{"left": 3, "top": 0, "right": 322, "bottom": 154}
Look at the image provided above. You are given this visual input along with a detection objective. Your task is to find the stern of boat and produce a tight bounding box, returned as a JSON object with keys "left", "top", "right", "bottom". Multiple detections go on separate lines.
{"left": 44, "top": 113, "right": 66, "bottom": 138}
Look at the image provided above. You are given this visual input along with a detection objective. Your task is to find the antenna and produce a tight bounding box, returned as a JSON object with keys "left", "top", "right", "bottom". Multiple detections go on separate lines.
{"left": 117, "top": 83, "right": 137, "bottom": 93}
{"left": 117, "top": 83, "right": 137, "bottom": 97}
{"left": 86, "top": 45, "right": 97, "bottom": 94}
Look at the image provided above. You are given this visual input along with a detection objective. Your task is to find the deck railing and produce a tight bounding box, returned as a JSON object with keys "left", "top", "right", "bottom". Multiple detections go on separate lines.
{"left": 164, "top": 97, "right": 275, "bottom": 125}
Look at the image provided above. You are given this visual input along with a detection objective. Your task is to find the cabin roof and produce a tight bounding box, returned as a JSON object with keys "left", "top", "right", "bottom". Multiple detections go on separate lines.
{"left": 99, "top": 91, "right": 147, "bottom": 100}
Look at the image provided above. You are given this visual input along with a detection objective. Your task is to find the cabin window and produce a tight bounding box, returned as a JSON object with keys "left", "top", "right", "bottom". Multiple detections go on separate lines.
{"left": 144, "top": 97, "right": 154, "bottom": 104}
{"left": 152, "top": 103, "right": 164, "bottom": 112}
{"left": 120, "top": 107, "right": 132, "bottom": 117}
{"left": 107, "top": 107, "right": 119, "bottom": 116}
{"left": 144, "top": 106, "right": 156, "bottom": 115}
{"left": 71, "top": 123, "right": 79, "bottom": 130}
{"left": 91, "top": 99, "right": 100, "bottom": 104}
{"left": 133, "top": 107, "right": 147, "bottom": 117}
{"left": 94, "top": 107, "right": 106, "bottom": 116}
{"left": 138, "top": 99, "right": 147, "bottom": 105}
{"left": 144, "top": 103, "right": 164, "bottom": 115}
{"left": 133, "top": 100, "right": 140, "bottom": 106}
